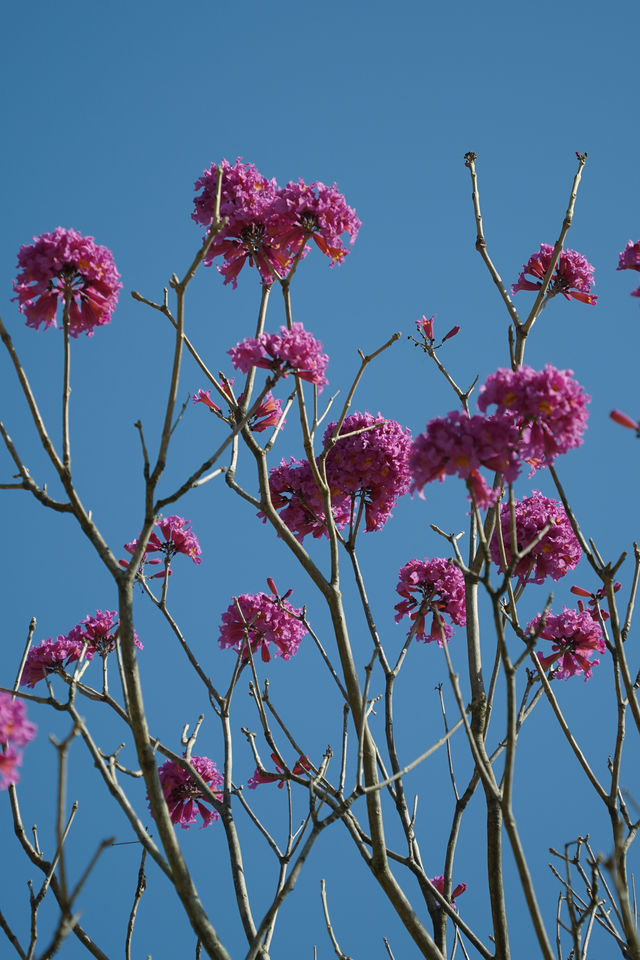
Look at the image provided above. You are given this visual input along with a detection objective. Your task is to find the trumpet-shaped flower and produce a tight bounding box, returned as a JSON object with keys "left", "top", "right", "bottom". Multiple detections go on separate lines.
{"left": 409, "top": 410, "right": 521, "bottom": 507}
{"left": 271, "top": 179, "right": 360, "bottom": 264}
{"left": 229, "top": 323, "right": 329, "bottom": 390}
{"left": 14, "top": 227, "right": 121, "bottom": 336}
{"left": 247, "top": 753, "right": 311, "bottom": 789}
{"left": 478, "top": 365, "right": 589, "bottom": 471}
{"left": 154, "top": 756, "right": 223, "bottom": 829}
{"left": 218, "top": 590, "right": 307, "bottom": 662}
{"left": 528, "top": 607, "right": 606, "bottom": 680}
{"left": 0, "top": 691, "right": 36, "bottom": 790}
{"left": 617, "top": 240, "right": 640, "bottom": 272}
{"left": 512, "top": 243, "right": 596, "bottom": 304}
{"left": 394, "top": 558, "right": 466, "bottom": 644}
{"left": 430, "top": 875, "right": 467, "bottom": 911}
{"left": 192, "top": 158, "right": 286, "bottom": 287}
{"left": 194, "top": 385, "right": 284, "bottom": 433}
{"left": 122, "top": 515, "right": 201, "bottom": 576}
{"left": 490, "top": 492, "right": 581, "bottom": 584}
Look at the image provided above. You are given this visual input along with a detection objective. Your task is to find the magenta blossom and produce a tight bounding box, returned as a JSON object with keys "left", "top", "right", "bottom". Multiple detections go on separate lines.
{"left": 478, "top": 365, "right": 590, "bottom": 472}
{"left": 323, "top": 412, "right": 412, "bottom": 532}
{"left": 248, "top": 753, "right": 311, "bottom": 789}
{"left": 410, "top": 410, "right": 521, "bottom": 508}
{"left": 490, "top": 492, "right": 581, "bottom": 585}
{"left": 194, "top": 384, "right": 284, "bottom": 433}
{"left": 610, "top": 409, "right": 640, "bottom": 435}
{"left": 122, "top": 515, "right": 201, "bottom": 577}
{"left": 218, "top": 589, "right": 307, "bottom": 662}
{"left": 20, "top": 634, "right": 91, "bottom": 688}
{"left": 570, "top": 582, "right": 622, "bottom": 623}
{"left": 430, "top": 875, "right": 467, "bottom": 911}
{"left": 192, "top": 158, "right": 286, "bottom": 288}
{"left": 617, "top": 240, "right": 640, "bottom": 272}
{"left": 0, "top": 691, "right": 36, "bottom": 790}
{"left": 264, "top": 457, "right": 353, "bottom": 542}
{"left": 13, "top": 227, "right": 121, "bottom": 336}
{"left": 68, "top": 610, "right": 143, "bottom": 656}
{"left": 512, "top": 243, "right": 596, "bottom": 304}
{"left": 229, "top": 322, "right": 329, "bottom": 390}
{"left": 271, "top": 179, "right": 361, "bottom": 265}
{"left": 394, "top": 558, "right": 466, "bottom": 644}
{"left": 528, "top": 607, "right": 606, "bottom": 680}
{"left": 154, "top": 755, "right": 223, "bottom": 829}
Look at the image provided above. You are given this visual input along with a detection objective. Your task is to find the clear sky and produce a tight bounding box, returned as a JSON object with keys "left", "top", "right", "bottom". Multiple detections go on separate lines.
{"left": 1, "top": 1, "right": 640, "bottom": 957}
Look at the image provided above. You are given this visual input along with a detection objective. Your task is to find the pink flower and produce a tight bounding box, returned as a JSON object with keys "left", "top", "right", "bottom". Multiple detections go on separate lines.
{"left": 430, "top": 875, "right": 467, "bottom": 911}
{"left": 323, "top": 412, "right": 412, "bottom": 532}
{"left": 0, "top": 691, "right": 37, "bottom": 747}
{"left": 570, "top": 582, "right": 621, "bottom": 623}
{"left": 394, "top": 559, "right": 466, "bottom": 644}
{"left": 229, "top": 322, "right": 329, "bottom": 390}
{"left": 122, "top": 515, "right": 201, "bottom": 576}
{"left": 247, "top": 753, "right": 311, "bottom": 789}
{"left": 154, "top": 756, "right": 223, "bottom": 829}
{"left": 512, "top": 243, "right": 596, "bottom": 304}
{"left": 264, "top": 413, "right": 412, "bottom": 541}
{"left": 194, "top": 385, "right": 284, "bottom": 433}
{"left": 610, "top": 409, "right": 640, "bottom": 434}
{"left": 528, "top": 607, "right": 606, "bottom": 680}
{"left": 617, "top": 240, "right": 640, "bottom": 272}
{"left": 478, "top": 365, "right": 590, "bottom": 472}
{"left": 20, "top": 634, "right": 90, "bottom": 687}
{"left": 490, "top": 492, "right": 581, "bottom": 585}
{"left": 409, "top": 410, "right": 521, "bottom": 507}
{"left": 218, "top": 589, "right": 307, "bottom": 662}
{"left": 13, "top": 227, "right": 121, "bottom": 336}
{"left": 0, "top": 745, "right": 22, "bottom": 790}
{"left": 263, "top": 457, "right": 353, "bottom": 543}
{"left": 192, "top": 158, "right": 289, "bottom": 287}
{"left": 417, "top": 315, "right": 435, "bottom": 340}
{"left": 69, "top": 610, "right": 143, "bottom": 656}
{"left": 271, "top": 179, "right": 361, "bottom": 265}
{"left": 0, "top": 692, "right": 36, "bottom": 790}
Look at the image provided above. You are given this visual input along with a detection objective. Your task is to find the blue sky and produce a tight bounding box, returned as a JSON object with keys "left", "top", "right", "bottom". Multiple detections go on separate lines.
{"left": 1, "top": 1, "right": 640, "bottom": 957}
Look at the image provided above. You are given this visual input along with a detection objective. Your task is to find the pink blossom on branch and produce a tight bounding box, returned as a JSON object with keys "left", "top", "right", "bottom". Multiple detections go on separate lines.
{"left": 247, "top": 753, "right": 311, "bottom": 789}
{"left": 20, "top": 635, "right": 91, "bottom": 688}
{"left": 192, "top": 158, "right": 286, "bottom": 288}
{"left": 409, "top": 410, "right": 521, "bottom": 508}
{"left": 154, "top": 756, "right": 223, "bottom": 829}
{"left": 13, "top": 227, "right": 121, "bottom": 336}
{"left": 0, "top": 691, "right": 36, "bottom": 790}
{"left": 271, "top": 178, "right": 361, "bottom": 265}
{"left": 477, "top": 365, "right": 590, "bottom": 472}
{"left": 394, "top": 558, "right": 466, "bottom": 644}
{"left": 121, "top": 515, "right": 202, "bottom": 577}
{"left": 430, "top": 875, "right": 468, "bottom": 911}
{"left": 610, "top": 409, "right": 640, "bottom": 434}
{"left": 193, "top": 386, "right": 284, "bottom": 433}
{"left": 512, "top": 243, "right": 597, "bottom": 304}
{"left": 528, "top": 607, "right": 606, "bottom": 680}
{"left": 229, "top": 323, "right": 329, "bottom": 390}
{"left": 570, "top": 582, "right": 622, "bottom": 623}
{"left": 218, "top": 590, "right": 307, "bottom": 662}
{"left": 617, "top": 240, "right": 640, "bottom": 272}
{"left": 490, "top": 492, "right": 581, "bottom": 585}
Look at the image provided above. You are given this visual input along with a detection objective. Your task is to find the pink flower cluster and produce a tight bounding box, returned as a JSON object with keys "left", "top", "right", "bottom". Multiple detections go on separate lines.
{"left": 528, "top": 607, "right": 606, "bottom": 680}
{"left": 409, "top": 410, "right": 521, "bottom": 508}
{"left": 490, "top": 492, "right": 581, "bottom": 585}
{"left": 13, "top": 227, "right": 121, "bottom": 336}
{"left": 20, "top": 611, "right": 142, "bottom": 688}
{"left": 192, "top": 158, "right": 360, "bottom": 288}
{"left": 122, "top": 515, "right": 201, "bottom": 577}
{"left": 218, "top": 589, "right": 307, "bottom": 662}
{"left": 394, "top": 558, "right": 466, "bottom": 644}
{"left": 478, "top": 365, "right": 590, "bottom": 472}
{"left": 0, "top": 691, "right": 36, "bottom": 789}
{"left": 570, "top": 582, "right": 621, "bottom": 624}
{"left": 512, "top": 243, "right": 597, "bottom": 305}
{"left": 266, "top": 413, "right": 412, "bottom": 541}
{"left": 248, "top": 753, "right": 311, "bottom": 789}
{"left": 154, "top": 755, "right": 223, "bottom": 829}
{"left": 617, "top": 240, "right": 640, "bottom": 297}
{"left": 193, "top": 385, "right": 284, "bottom": 433}
{"left": 229, "top": 322, "right": 329, "bottom": 390}
{"left": 429, "top": 875, "right": 467, "bottom": 911}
